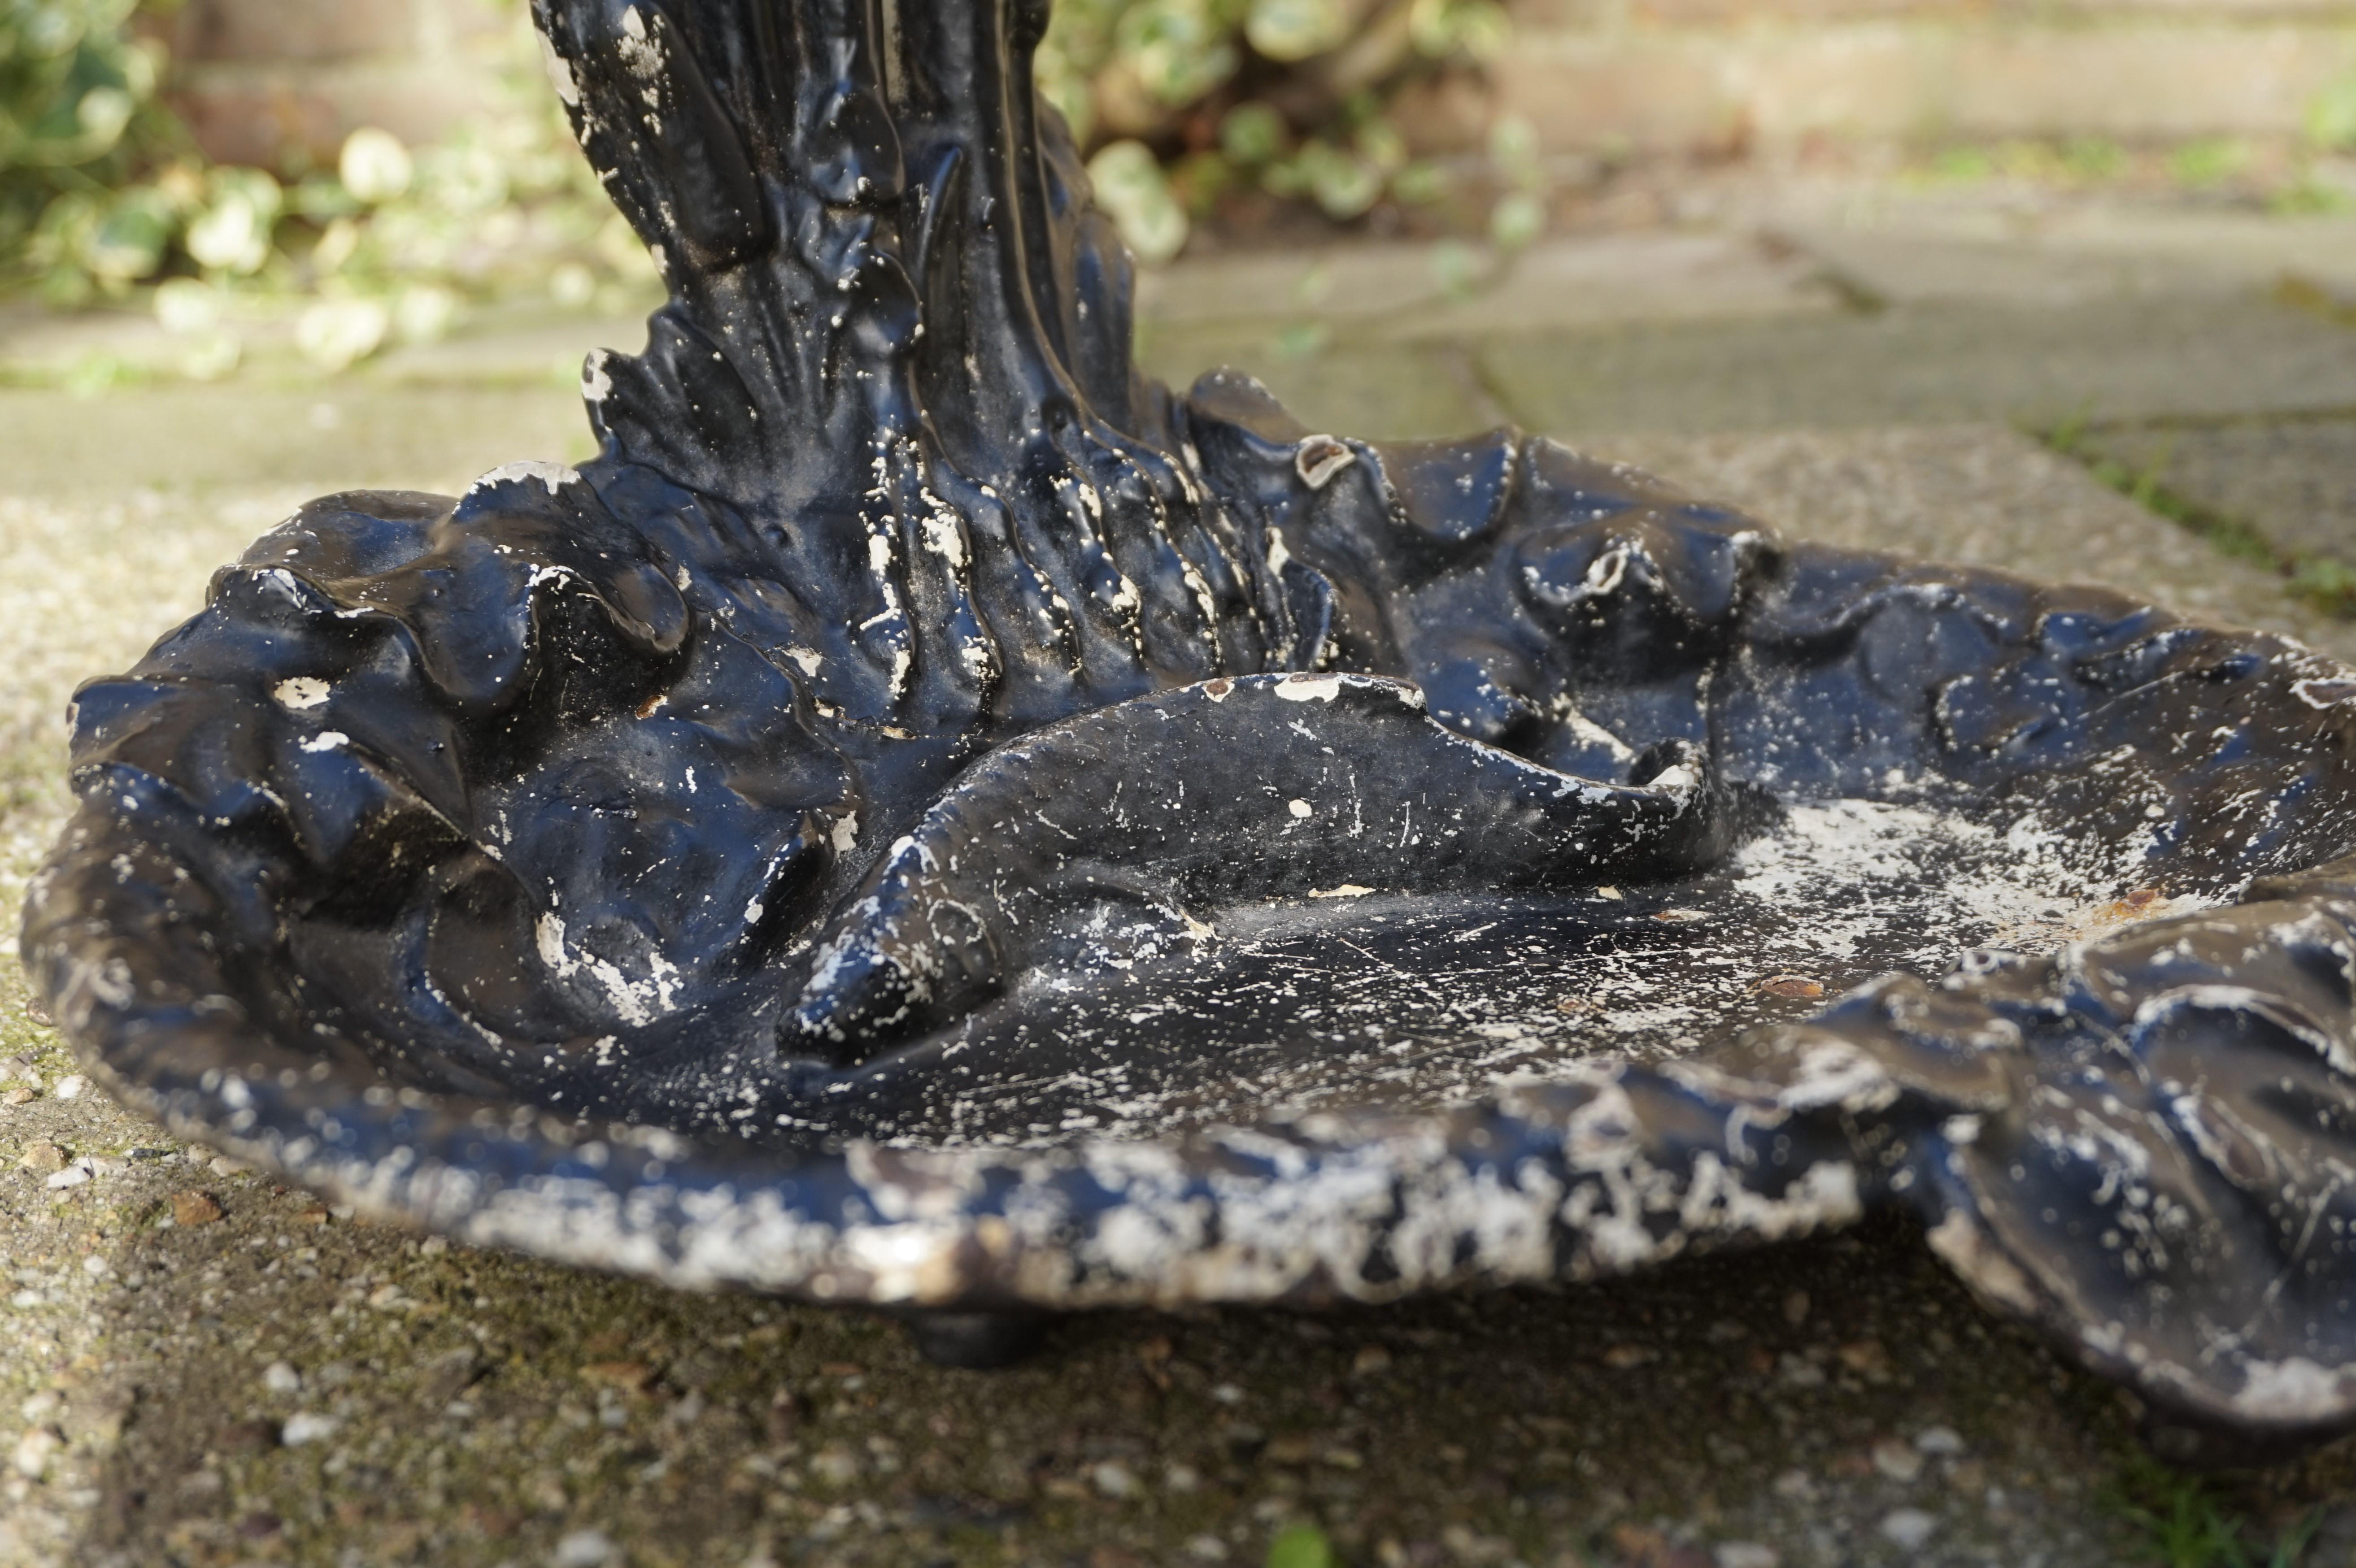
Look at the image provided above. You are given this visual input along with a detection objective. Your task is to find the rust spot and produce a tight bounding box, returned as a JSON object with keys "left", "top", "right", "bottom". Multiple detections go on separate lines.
{"left": 2098, "top": 886, "right": 2164, "bottom": 922}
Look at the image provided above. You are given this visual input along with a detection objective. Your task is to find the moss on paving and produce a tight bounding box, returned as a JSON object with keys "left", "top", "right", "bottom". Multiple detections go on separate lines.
{"left": 2043, "top": 413, "right": 2356, "bottom": 624}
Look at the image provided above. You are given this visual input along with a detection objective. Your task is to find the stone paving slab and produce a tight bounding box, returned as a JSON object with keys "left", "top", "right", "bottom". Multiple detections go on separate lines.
{"left": 1599, "top": 424, "right": 2356, "bottom": 665}
{"left": 2068, "top": 417, "right": 2356, "bottom": 571}
{"left": 0, "top": 301, "right": 655, "bottom": 394}
{"left": 1766, "top": 207, "right": 2356, "bottom": 309}
{"left": 1137, "top": 232, "right": 1839, "bottom": 341}
{"left": 0, "top": 387, "right": 597, "bottom": 500}
{"left": 4, "top": 424, "right": 2354, "bottom": 1568}
{"left": 1138, "top": 335, "right": 1513, "bottom": 443}
{"left": 1476, "top": 295, "right": 2356, "bottom": 435}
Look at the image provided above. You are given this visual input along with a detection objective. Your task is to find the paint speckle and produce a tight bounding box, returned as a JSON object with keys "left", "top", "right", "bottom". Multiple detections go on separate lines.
{"left": 273, "top": 678, "right": 331, "bottom": 711}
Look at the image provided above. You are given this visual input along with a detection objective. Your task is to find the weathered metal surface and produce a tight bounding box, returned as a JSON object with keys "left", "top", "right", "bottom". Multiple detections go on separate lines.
{"left": 21, "top": 0, "right": 2356, "bottom": 1462}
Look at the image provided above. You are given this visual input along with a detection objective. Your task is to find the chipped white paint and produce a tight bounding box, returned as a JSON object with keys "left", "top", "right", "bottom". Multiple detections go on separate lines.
{"left": 533, "top": 912, "right": 680, "bottom": 1028}
{"left": 1294, "top": 437, "right": 1355, "bottom": 490}
{"left": 471, "top": 460, "right": 582, "bottom": 497}
{"left": 272, "top": 677, "right": 331, "bottom": 711}
{"left": 617, "top": 5, "right": 664, "bottom": 82}
{"left": 539, "top": 30, "right": 581, "bottom": 105}
{"left": 2293, "top": 677, "right": 2356, "bottom": 709}
{"left": 1556, "top": 702, "right": 1636, "bottom": 762}
{"left": 1275, "top": 674, "right": 1344, "bottom": 704}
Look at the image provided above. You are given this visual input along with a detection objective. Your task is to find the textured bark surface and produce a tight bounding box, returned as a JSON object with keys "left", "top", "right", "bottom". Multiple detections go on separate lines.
{"left": 18, "top": 0, "right": 2356, "bottom": 1463}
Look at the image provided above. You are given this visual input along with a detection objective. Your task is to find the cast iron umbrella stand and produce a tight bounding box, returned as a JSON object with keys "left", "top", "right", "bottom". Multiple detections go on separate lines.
{"left": 25, "top": 0, "right": 2356, "bottom": 1465}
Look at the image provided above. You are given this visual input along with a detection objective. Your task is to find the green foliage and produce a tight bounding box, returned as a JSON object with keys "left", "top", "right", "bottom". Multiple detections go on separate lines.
{"left": 1043, "top": 0, "right": 1519, "bottom": 257}
{"left": 8, "top": 0, "right": 1520, "bottom": 361}
{"left": 4, "top": 0, "right": 651, "bottom": 374}
{"left": 2103, "top": 1456, "right": 2322, "bottom": 1568}
{"left": 2310, "top": 75, "right": 2356, "bottom": 152}
{"left": 2168, "top": 137, "right": 2249, "bottom": 187}
{"left": 1265, "top": 1521, "right": 1336, "bottom": 1568}
{"left": 0, "top": 0, "right": 178, "bottom": 294}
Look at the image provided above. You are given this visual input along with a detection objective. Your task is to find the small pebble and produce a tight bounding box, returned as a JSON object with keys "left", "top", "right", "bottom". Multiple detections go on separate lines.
{"left": 1, "top": 1089, "right": 32, "bottom": 1107}
{"left": 262, "top": 1361, "right": 303, "bottom": 1396}
{"left": 1090, "top": 1460, "right": 1140, "bottom": 1499}
{"left": 1715, "top": 1545, "right": 1780, "bottom": 1568}
{"left": 806, "top": 1446, "right": 861, "bottom": 1485}
{"left": 1872, "top": 1437, "right": 1925, "bottom": 1482}
{"left": 52, "top": 1075, "right": 84, "bottom": 1100}
{"left": 1350, "top": 1343, "right": 1393, "bottom": 1376}
{"left": 1913, "top": 1425, "right": 1965, "bottom": 1455}
{"left": 578, "top": 1360, "right": 652, "bottom": 1393}
{"left": 171, "top": 1191, "right": 225, "bottom": 1226}
{"left": 45, "top": 1163, "right": 92, "bottom": 1190}
{"left": 19, "top": 1140, "right": 65, "bottom": 1174}
{"left": 1837, "top": 1339, "right": 1892, "bottom": 1377}
{"left": 280, "top": 1412, "right": 340, "bottom": 1446}
{"left": 208, "top": 1156, "right": 249, "bottom": 1177}
{"left": 1880, "top": 1509, "right": 1939, "bottom": 1552}
{"left": 19, "top": 1390, "right": 61, "bottom": 1422}
{"left": 553, "top": 1528, "right": 616, "bottom": 1567}
{"left": 12, "top": 1426, "right": 63, "bottom": 1480}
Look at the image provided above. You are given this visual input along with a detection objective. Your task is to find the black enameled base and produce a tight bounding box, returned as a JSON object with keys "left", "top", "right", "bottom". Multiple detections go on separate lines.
{"left": 22, "top": 0, "right": 2356, "bottom": 1462}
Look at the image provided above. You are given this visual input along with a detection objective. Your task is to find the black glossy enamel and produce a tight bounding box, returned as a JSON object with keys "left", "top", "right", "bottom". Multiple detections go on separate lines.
{"left": 22, "top": 0, "right": 2356, "bottom": 1462}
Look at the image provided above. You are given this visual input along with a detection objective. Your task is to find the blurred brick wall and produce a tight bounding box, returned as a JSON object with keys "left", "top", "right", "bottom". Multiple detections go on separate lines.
{"left": 161, "top": 0, "right": 514, "bottom": 168}
{"left": 1493, "top": 0, "right": 2356, "bottom": 154}
{"left": 163, "top": 0, "right": 2356, "bottom": 167}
